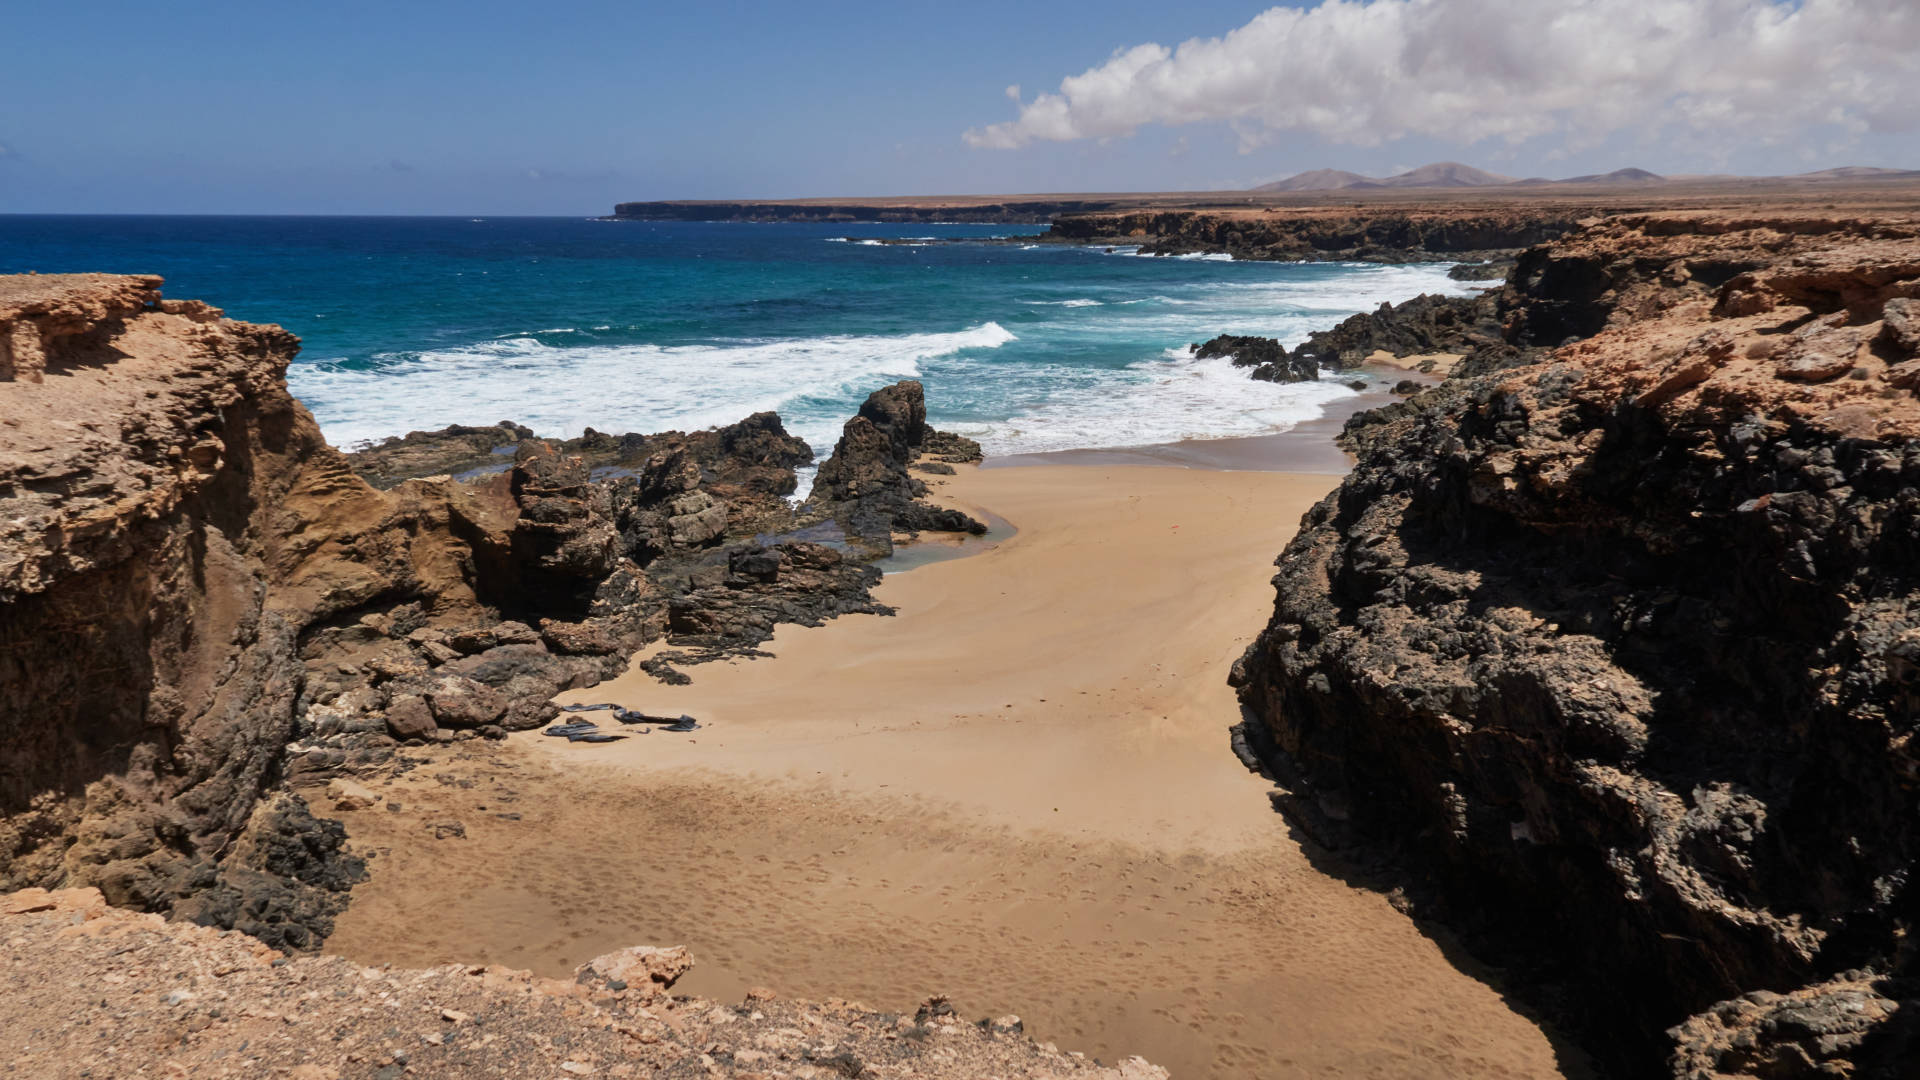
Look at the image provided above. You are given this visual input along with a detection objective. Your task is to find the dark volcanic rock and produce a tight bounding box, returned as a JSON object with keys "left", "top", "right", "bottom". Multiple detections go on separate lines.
{"left": 922, "top": 429, "right": 984, "bottom": 463}
{"left": 168, "top": 793, "right": 366, "bottom": 953}
{"left": 1230, "top": 214, "right": 1920, "bottom": 1075}
{"left": 807, "top": 380, "right": 988, "bottom": 556}
{"left": 1193, "top": 335, "right": 1318, "bottom": 382}
{"left": 1048, "top": 208, "right": 1581, "bottom": 263}
{"left": 1289, "top": 291, "right": 1509, "bottom": 371}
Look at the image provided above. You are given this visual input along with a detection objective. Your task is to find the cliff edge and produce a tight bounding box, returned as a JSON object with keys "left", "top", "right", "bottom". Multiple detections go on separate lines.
{"left": 1232, "top": 213, "right": 1920, "bottom": 1076}
{"left": 0, "top": 274, "right": 981, "bottom": 952}
{"left": 1, "top": 886, "right": 1165, "bottom": 1080}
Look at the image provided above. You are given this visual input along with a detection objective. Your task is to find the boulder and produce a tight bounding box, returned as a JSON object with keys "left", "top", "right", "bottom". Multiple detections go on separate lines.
{"left": 423, "top": 675, "right": 508, "bottom": 729}
{"left": 383, "top": 695, "right": 438, "bottom": 741}
{"left": 324, "top": 779, "right": 378, "bottom": 812}
{"left": 575, "top": 944, "right": 694, "bottom": 993}
{"left": 1881, "top": 297, "right": 1920, "bottom": 356}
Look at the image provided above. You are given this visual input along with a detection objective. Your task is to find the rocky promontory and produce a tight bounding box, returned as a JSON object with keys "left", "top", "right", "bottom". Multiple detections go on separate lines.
{"left": 1231, "top": 212, "right": 1920, "bottom": 1076}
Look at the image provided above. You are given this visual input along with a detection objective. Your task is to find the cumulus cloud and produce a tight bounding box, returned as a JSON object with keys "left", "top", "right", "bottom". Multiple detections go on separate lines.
{"left": 964, "top": 0, "right": 1920, "bottom": 154}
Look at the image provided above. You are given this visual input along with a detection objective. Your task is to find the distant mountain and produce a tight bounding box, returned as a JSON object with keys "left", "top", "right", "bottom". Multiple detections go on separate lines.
{"left": 1249, "top": 162, "right": 1918, "bottom": 193}
{"left": 1252, "top": 161, "right": 1529, "bottom": 192}
{"left": 1792, "top": 166, "right": 1920, "bottom": 181}
{"left": 1376, "top": 162, "right": 1517, "bottom": 188}
{"left": 1562, "top": 167, "right": 1666, "bottom": 184}
{"left": 1253, "top": 168, "right": 1374, "bottom": 193}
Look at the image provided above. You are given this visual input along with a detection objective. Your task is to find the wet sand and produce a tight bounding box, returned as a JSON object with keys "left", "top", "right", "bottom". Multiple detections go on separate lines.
{"left": 327, "top": 459, "right": 1585, "bottom": 1079}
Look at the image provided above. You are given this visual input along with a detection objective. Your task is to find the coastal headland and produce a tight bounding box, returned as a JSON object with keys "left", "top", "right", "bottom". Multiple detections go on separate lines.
{"left": 5, "top": 185, "right": 1920, "bottom": 1078}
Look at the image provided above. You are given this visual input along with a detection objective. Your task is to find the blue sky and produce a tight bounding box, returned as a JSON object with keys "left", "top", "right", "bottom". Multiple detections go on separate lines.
{"left": 2, "top": 0, "right": 1914, "bottom": 214}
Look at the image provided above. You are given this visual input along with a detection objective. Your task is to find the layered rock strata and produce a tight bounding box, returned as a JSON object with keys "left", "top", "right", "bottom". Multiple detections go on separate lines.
{"left": 1231, "top": 214, "right": 1920, "bottom": 1076}
{"left": 2, "top": 886, "right": 1166, "bottom": 1080}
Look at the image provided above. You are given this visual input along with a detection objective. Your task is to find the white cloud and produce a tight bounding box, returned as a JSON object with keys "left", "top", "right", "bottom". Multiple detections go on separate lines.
{"left": 964, "top": 0, "right": 1920, "bottom": 155}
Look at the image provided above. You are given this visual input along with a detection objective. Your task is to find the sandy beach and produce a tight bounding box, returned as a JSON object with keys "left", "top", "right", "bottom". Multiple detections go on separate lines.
{"left": 326, "top": 459, "right": 1583, "bottom": 1079}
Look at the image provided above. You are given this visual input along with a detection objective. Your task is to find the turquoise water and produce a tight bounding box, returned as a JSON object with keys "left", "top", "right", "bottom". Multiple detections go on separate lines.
{"left": 0, "top": 216, "right": 1467, "bottom": 457}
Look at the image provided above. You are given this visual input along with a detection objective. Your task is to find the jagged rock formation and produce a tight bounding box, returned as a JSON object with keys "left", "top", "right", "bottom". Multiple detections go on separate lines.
{"left": 1289, "top": 290, "right": 1511, "bottom": 370}
{"left": 0, "top": 275, "right": 976, "bottom": 950}
{"left": 1048, "top": 208, "right": 1582, "bottom": 263}
{"left": 2, "top": 886, "right": 1166, "bottom": 1080}
{"left": 1190, "top": 334, "right": 1319, "bottom": 383}
{"left": 1199, "top": 290, "right": 1519, "bottom": 384}
{"left": 805, "top": 380, "right": 988, "bottom": 558}
{"left": 1230, "top": 213, "right": 1920, "bottom": 1076}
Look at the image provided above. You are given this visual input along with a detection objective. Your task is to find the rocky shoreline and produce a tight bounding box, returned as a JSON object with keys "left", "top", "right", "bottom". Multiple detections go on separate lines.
{"left": 0, "top": 271, "right": 984, "bottom": 953}
{"left": 1230, "top": 211, "right": 1920, "bottom": 1077}
{"left": 10, "top": 202, "right": 1920, "bottom": 1077}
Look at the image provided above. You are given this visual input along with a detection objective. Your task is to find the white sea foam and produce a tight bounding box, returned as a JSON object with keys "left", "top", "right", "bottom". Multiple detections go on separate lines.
{"left": 293, "top": 322, "right": 1017, "bottom": 453}
{"left": 942, "top": 350, "right": 1358, "bottom": 457}
{"left": 293, "top": 259, "right": 1470, "bottom": 471}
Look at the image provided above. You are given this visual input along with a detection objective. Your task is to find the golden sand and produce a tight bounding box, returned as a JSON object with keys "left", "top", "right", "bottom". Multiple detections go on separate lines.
{"left": 326, "top": 462, "right": 1582, "bottom": 1079}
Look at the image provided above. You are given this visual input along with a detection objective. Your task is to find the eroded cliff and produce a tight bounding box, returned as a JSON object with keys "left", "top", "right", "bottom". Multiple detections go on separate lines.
{"left": 1232, "top": 214, "right": 1920, "bottom": 1076}
{"left": 0, "top": 274, "right": 981, "bottom": 950}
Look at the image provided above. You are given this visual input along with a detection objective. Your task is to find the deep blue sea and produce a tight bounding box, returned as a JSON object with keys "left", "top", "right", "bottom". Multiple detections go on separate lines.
{"left": 0, "top": 216, "right": 1468, "bottom": 459}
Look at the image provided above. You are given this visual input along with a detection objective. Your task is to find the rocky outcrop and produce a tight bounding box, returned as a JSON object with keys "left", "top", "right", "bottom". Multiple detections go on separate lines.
{"left": 1191, "top": 334, "right": 1319, "bottom": 383}
{"left": 341, "top": 420, "right": 534, "bottom": 488}
{"left": 806, "top": 381, "right": 988, "bottom": 557}
{"left": 1049, "top": 208, "right": 1583, "bottom": 263}
{"left": 1290, "top": 290, "right": 1511, "bottom": 370}
{"left": 1231, "top": 214, "right": 1920, "bottom": 1075}
{"left": 2, "top": 885, "right": 1166, "bottom": 1080}
{"left": 0, "top": 275, "right": 945, "bottom": 950}
{"left": 1203, "top": 290, "right": 1525, "bottom": 385}
{"left": 0, "top": 274, "right": 423, "bottom": 948}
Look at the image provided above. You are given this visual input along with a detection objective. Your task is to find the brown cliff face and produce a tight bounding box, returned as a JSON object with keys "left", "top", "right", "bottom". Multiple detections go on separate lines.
{"left": 0, "top": 281, "right": 977, "bottom": 948}
{"left": 0, "top": 274, "right": 469, "bottom": 946}
{"left": 1231, "top": 215, "right": 1920, "bottom": 1076}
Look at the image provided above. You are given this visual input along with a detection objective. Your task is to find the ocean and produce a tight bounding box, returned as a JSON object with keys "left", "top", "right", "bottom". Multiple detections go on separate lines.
{"left": 0, "top": 216, "right": 1468, "bottom": 458}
